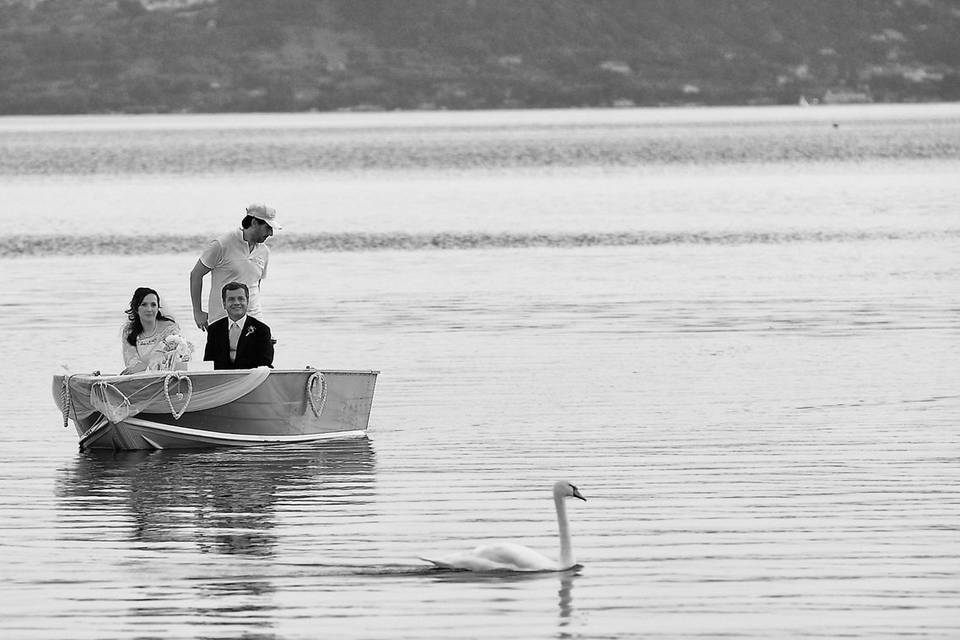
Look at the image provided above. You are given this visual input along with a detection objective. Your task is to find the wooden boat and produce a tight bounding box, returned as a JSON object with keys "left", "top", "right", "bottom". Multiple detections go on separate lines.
{"left": 53, "top": 367, "right": 377, "bottom": 451}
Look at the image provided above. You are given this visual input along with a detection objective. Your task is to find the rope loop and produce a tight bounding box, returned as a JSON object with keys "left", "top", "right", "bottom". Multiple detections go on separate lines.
{"left": 91, "top": 382, "right": 132, "bottom": 424}
{"left": 306, "top": 371, "right": 327, "bottom": 418}
{"left": 163, "top": 372, "right": 193, "bottom": 420}
{"left": 61, "top": 375, "right": 73, "bottom": 428}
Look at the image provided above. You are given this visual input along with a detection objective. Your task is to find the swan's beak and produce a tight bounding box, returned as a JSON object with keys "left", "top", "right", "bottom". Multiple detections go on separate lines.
{"left": 572, "top": 486, "right": 586, "bottom": 501}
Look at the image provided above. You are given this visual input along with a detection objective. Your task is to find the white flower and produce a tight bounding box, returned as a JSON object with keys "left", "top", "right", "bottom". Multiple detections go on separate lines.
{"left": 162, "top": 334, "right": 194, "bottom": 362}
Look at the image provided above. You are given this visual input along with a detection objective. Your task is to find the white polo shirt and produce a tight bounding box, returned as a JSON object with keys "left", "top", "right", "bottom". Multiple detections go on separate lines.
{"left": 200, "top": 228, "right": 270, "bottom": 323}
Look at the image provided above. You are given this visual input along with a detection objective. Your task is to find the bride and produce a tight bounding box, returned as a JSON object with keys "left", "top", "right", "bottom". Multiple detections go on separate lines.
{"left": 121, "top": 287, "right": 190, "bottom": 374}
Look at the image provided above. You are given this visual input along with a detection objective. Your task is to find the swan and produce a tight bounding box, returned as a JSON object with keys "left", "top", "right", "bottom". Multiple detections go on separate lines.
{"left": 419, "top": 480, "right": 586, "bottom": 572}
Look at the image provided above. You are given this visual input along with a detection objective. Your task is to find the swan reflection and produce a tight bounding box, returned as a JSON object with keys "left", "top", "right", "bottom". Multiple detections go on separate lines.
{"left": 56, "top": 438, "right": 376, "bottom": 557}
{"left": 557, "top": 569, "right": 577, "bottom": 621}
{"left": 424, "top": 566, "right": 581, "bottom": 630}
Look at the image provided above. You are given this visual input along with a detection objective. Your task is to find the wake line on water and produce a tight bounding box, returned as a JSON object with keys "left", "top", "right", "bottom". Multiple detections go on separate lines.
{"left": 4, "top": 230, "right": 958, "bottom": 257}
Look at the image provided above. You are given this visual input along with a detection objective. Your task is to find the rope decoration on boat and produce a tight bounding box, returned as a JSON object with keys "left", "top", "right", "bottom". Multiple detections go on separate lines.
{"left": 163, "top": 372, "right": 193, "bottom": 420}
{"left": 61, "top": 375, "right": 73, "bottom": 428}
{"left": 306, "top": 371, "right": 327, "bottom": 417}
{"left": 91, "top": 381, "right": 132, "bottom": 424}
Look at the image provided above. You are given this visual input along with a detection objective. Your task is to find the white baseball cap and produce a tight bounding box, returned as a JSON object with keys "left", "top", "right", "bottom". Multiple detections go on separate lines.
{"left": 246, "top": 203, "right": 282, "bottom": 231}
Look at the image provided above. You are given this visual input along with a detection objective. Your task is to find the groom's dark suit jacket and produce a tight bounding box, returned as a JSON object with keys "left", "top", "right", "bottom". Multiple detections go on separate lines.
{"left": 203, "top": 315, "right": 274, "bottom": 370}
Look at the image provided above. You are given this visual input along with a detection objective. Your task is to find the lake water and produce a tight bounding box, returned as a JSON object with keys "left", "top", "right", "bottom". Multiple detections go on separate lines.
{"left": 1, "top": 104, "right": 959, "bottom": 639}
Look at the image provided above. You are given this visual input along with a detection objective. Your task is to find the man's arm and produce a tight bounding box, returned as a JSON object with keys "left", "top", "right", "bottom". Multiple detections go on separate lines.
{"left": 259, "top": 325, "right": 275, "bottom": 368}
{"left": 189, "top": 259, "right": 212, "bottom": 331}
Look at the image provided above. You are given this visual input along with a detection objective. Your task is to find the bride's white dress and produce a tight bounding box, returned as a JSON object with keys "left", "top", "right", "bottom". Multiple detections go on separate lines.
{"left": 121, "top": 319, "right": 187, "bottom": 373}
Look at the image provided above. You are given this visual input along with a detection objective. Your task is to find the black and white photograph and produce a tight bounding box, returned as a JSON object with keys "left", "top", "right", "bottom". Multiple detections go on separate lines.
{"left": 1, "top": 1, "right": 958, "bottom": 638}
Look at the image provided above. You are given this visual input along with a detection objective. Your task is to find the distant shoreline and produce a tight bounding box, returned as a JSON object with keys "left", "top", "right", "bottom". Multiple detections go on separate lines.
{"left": 1, "top": 98, "right": 957, "bottom": 119}
{"left": 1, "top": 102, "right": 958, "bottom": 131}
{"left": 6, "top": 230, "right": 960, "bottom": 258}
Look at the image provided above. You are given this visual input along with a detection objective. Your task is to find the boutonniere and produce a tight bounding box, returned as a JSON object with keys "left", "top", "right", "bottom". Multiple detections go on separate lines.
{"left": 245, "top": 326, "right": 256, "bottom": 337}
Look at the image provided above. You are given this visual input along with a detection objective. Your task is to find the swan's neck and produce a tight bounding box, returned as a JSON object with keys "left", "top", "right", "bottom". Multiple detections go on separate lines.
{"left": 555, "top": 493, "right": 574, "bottom": 568}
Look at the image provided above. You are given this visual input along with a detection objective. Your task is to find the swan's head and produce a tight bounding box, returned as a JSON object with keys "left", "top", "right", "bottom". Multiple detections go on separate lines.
{"left": 554, "top": 480, "right": 586, "bottom": 501}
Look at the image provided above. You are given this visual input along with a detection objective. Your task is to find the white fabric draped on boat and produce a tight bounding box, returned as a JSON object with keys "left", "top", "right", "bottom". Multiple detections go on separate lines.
{"left": 55, "top": 368, "right": 272, "bottom": 424}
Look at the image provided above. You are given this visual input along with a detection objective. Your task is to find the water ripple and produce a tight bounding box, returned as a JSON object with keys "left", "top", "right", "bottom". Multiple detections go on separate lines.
{"left": 4, "top": 229, "right": 959, "bottom": 257}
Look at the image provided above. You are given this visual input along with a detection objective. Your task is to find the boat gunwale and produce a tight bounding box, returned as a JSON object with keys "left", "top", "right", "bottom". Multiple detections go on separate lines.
{"left": 56, "top": 368, "right": 380, "bottom": 383}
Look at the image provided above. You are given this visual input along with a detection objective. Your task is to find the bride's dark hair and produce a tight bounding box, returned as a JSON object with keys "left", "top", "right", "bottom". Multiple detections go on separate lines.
{"left": 124, "top": 287, "right": 173, "bottom": 346}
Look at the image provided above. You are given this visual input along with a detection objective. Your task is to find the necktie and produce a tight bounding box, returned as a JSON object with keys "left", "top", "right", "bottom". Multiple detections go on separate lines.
{"left": 229, "top": 322, "right": 241, "bottom": 362}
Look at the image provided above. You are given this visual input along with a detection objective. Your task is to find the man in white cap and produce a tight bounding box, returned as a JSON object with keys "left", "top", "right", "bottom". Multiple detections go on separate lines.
{"left": 190, "top": 203, "right": 281, "bottom": 331}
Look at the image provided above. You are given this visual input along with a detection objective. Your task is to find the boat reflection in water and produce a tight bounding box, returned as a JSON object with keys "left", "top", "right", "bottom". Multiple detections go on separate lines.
{"left": 56, "top": 437, "right": 376, "bottom": 557}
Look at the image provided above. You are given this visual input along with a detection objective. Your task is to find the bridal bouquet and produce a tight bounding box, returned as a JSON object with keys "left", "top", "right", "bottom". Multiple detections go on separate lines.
{"left": 160, "top": 334, "right": 194, "bottom": 370}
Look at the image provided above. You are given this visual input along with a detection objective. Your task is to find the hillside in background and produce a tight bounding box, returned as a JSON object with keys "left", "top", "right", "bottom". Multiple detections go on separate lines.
{"left": 1, "top": 0, "right": 959, "bottom": 114}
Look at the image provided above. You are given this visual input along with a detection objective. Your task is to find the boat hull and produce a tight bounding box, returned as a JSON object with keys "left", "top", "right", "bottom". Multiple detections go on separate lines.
{"left": 53, "top": 369, "right": 377, "bottom": 450}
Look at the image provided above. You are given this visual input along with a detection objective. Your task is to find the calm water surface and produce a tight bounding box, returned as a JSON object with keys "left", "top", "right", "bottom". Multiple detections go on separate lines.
{"left": 1, "top": 105, "right": 959, "bottom": 639}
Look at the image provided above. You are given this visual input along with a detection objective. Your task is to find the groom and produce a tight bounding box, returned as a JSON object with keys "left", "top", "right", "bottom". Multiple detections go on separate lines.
{"left": 203, "top": 281, "right": 274, "bottom": 370}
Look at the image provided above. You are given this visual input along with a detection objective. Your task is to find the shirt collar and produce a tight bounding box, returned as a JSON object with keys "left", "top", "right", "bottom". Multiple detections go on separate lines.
{"left": 229, "top": 315, "right": 248, "bottom": 329}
